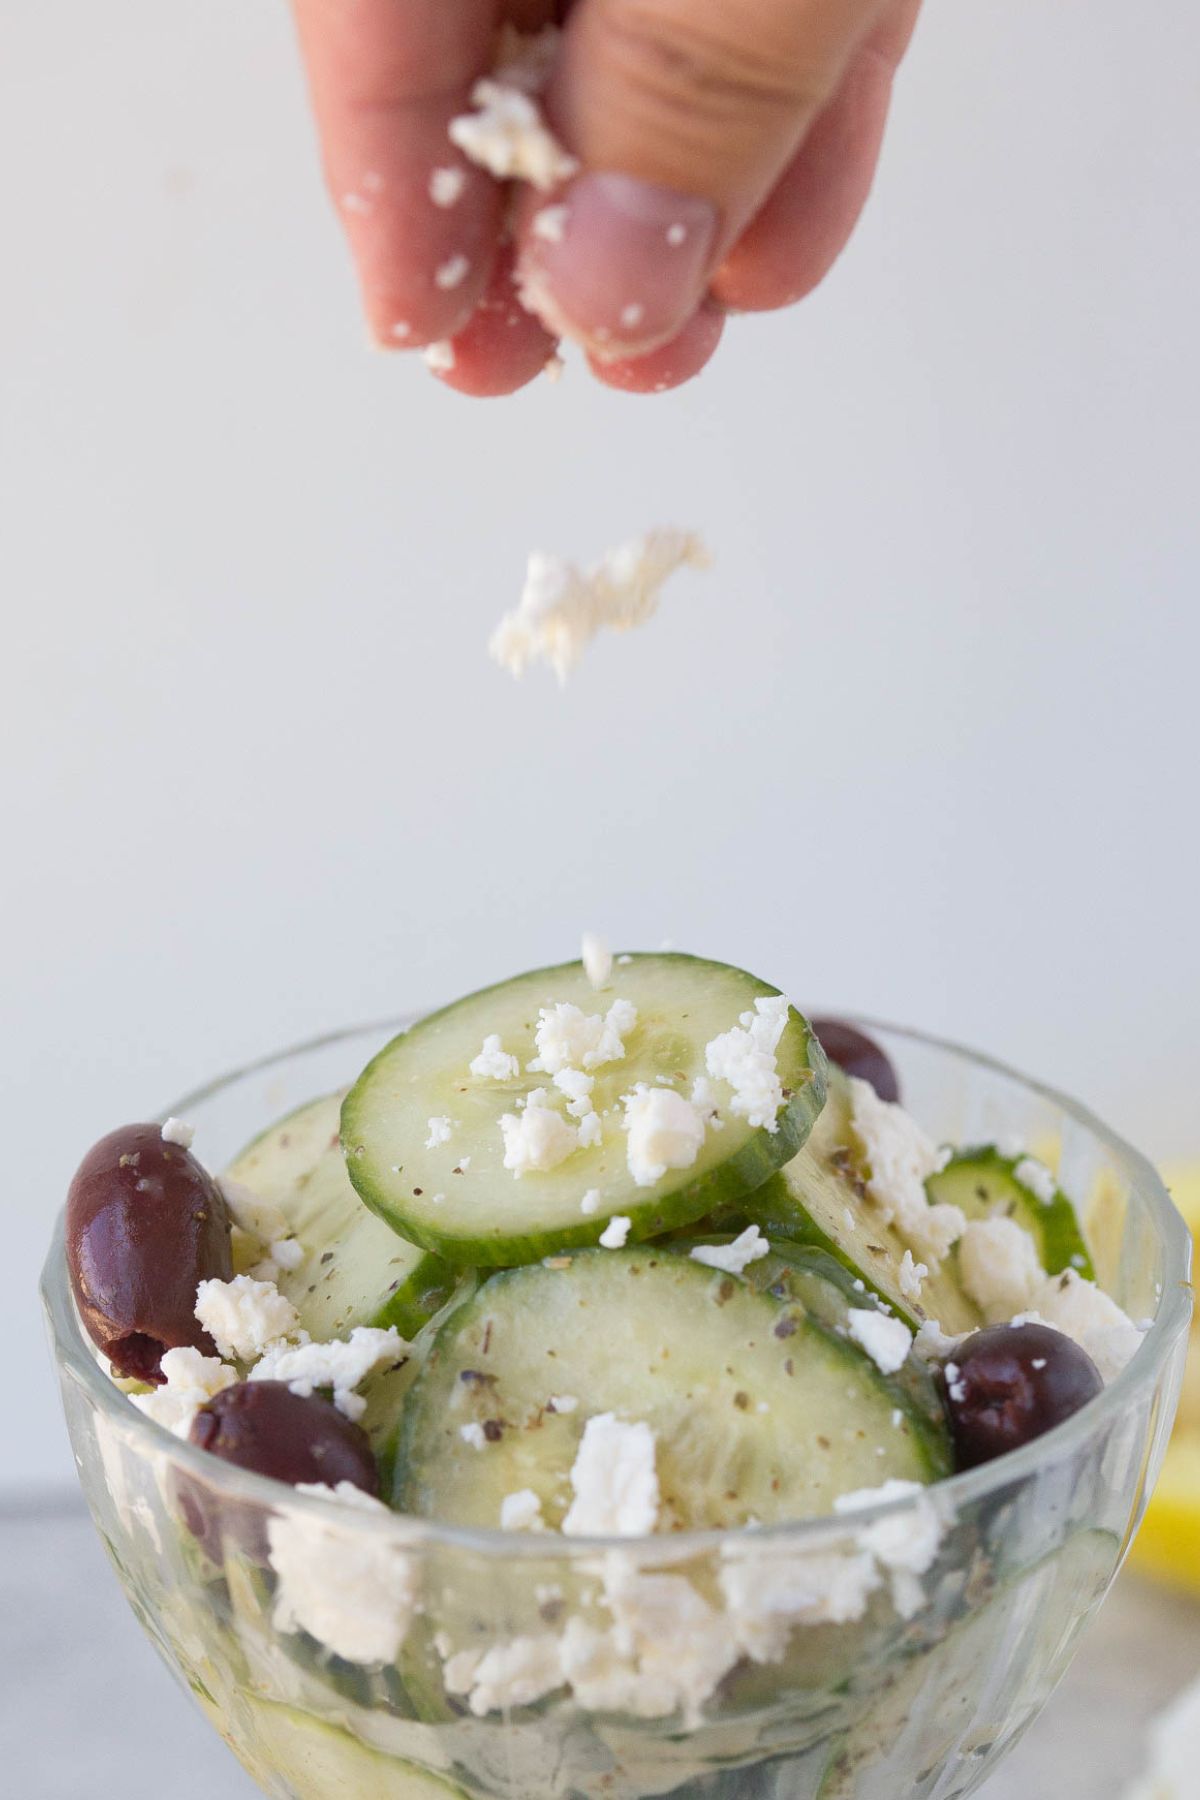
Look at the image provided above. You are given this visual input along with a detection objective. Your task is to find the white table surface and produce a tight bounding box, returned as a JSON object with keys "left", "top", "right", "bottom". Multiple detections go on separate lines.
{"left": 5, "top": 1495, "right": 1197, "bottom": 1798}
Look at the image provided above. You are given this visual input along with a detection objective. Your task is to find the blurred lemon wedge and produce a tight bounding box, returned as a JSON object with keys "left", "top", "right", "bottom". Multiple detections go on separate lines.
{"left": 1131, "top": 1162, "right": 1200, "bottom": 1596}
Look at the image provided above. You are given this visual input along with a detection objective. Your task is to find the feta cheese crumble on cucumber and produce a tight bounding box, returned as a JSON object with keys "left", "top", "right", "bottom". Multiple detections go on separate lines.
{"left": 340, "top": 954, "right": 826, "bottom": 1266}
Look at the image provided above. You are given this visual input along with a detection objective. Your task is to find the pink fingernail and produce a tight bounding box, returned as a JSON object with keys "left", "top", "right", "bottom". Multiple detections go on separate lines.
{"left": 518, "top": 174, "right": 716, "bottom": 355}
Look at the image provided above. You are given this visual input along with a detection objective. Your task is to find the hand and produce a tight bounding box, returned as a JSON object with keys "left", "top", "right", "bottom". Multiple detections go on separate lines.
{"left": 290, "top": 0, "right": 922, "bottom": 396}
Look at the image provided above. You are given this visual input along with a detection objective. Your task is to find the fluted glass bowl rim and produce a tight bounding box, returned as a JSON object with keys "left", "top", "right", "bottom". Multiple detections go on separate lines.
{"left": 42, "top": 1012, "right": 1193, "bottom": 1561}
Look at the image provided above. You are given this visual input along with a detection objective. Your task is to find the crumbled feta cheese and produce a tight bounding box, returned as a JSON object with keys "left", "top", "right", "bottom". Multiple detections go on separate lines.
{"left": 448, "top": 78, "right": 577, "bottom": 192}
{"left": 195, "top": 1274, "right": 301, "bottom": 1363}
{"left": 958, "top": 1217, "right": 1045, "bottom": 1323}
{"left": 533, "top": 203, "right": 568, "bottom": 242}
{"left": 449, "top": 1634, "right": 566, "bottom": 1715}
{"left": 470, "top": 1034, "right": 519, "bottom": 1080}
{"left": 721, "top": 1546, "right": 881, "bottom": 1661}
{"left": 553, "top": 1067, "right": 595, "bottom": 1115}
{"left": 599, "top": 1215, "right": 632, "bottom": 1249}
{"left": 704, "top": 995, "right": 790, "bottom": 1132}
{"left": 549, "top": 1393, "right": 578, "bottom": 1413}
{"left": 250, "top": 1326, "right": 405, "bottom": 1422}
{"left": 218, "top": 1177, "right": 290, "bottom": 1254}
{"left": 581, "top": 931, "right": 612, "bottom": 990}
{"left": 425, "top": 1115, "right": 453, "bottom": 1149}
{"left": 499, "top": 1089, "right": 579, "bottom": 1175}
{"left": 621, "top": 1085, "right": 706, "bottom": 1187}
{"left": 848, "top": 1078, "right": 966, "bottom": 1268}
{"left": 690, "top": 1226, "right": 770, "bottom": 1276}
{"left": 499, "top": 1489, "right": 544, "bottom": 1532}
{"left": 429, "top": 165, "right": 466, "bottom": 207}
{"left": 130, "top": 1347, "right": 236, "bottom": 1438}
{"left": 435, "top": 253, "right": 470, "bottom": 290}
{"left": 1123, "top": 1671, "right": 1200, "bottom": 1800}
{"left": 460, "top": 1422, "right": 487, "bottom": 1450}
{"left": 529, "top": 998, "right": 637, "bottom": 1073}
{"left": 562, "top": 1414, "right": 659, "bottom": 1536}
{"left": 424, "top": 339, "right": 455, "bottom": 373}
{"left": 898, "top": 1250, "right": 928, "bottom": 1301}
{"left": 577, "top": 1111, "right": 603, "bottom": 1149}
{"left": 597, "top": 1557, "right": 739, "bottom": 1726}
{"left": 580, "top": 1188, "right": 601, "bottom": 1215}
{"left": 160, "top": 1116, "right": 195, "bottom": 1148}
{"left": 1013, "top": 1270, "right": 1143, "bottom": 1382}
{"left": 1013, "top": 1155, "right": 1058, "bottom": 1205}
{"left": 912, "top": 1318, "right": 965, "bottom": 1360}
{"left": 489, "top": 531, "right": 710, "bottom": 682}
{"left": 847, "top": 1309, "right": 913, "bottom": 1375}
{"left": 268, "top": 1481, "right": 416, "bottom": 1665}
{"left": 944, "top": 1361, "right": 967, "bottom": 1403}
{"left": 270, "top": 1236, "right": 304, "bottom": 1272}
{"left": 834, "top": 1479, "right": 944, "bottom": 1619}
{"left": 689, "top": 1074, "right": 721, "bottom": 1122}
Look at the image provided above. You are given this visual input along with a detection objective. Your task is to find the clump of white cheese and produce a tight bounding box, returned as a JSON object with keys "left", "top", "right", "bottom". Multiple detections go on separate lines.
{"left": 448, "top": 25, "right": 576, "bottom": 193}
{"left": 704, "top": 994, "right": 790, "bottom": 1131}
{"left": 194, "top": 1274, "right": 301, "bottom": 1363}
{"left": 562, "top": 1414, "right": 659, "bottom": 1537}
{"left": 499, "top": 1089, "right": 580, "bottom": 1176}
{"left": 250, "top": 1326, "right": 406, "bottom": 1423}
{"left": 130, "top": 1347, "right": 236, "bottom": 1438}
{"left": 621, "top": 1084, "right": 706, "bottom": 1187}
{"left": 690, "top": 1225, "right": 770, "bottom": 1276}
{"left": 848, "top": 1078, "right": 966, "bottom": 1268}
{"left": 529, "top": 999, "right": 637, "bottom": 1074}
{"left": 268, "top": 1481, "right": 417, "bottom": 1666}
{"left": 489, "top": 531, "right": 710, "bottom": 682}
{"left": 958, "top": 1217, "right": 1045, "bottom": 1323}
{"left": 1013, "top": 1268, "right": 1145, "bottom": 1383}
{"left": 470, "top": 1034, "right": 520, "bottom": 1081}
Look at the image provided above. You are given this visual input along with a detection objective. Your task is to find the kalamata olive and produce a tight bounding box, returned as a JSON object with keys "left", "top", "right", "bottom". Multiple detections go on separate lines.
{"left": 66, "top": 1122, "right": 232, "bottom": 1383}
{"left": 189, "top": 1382, "right": 381, "bottom": 1495}
{"left": 180, "top": 1382, "right": 380, "bottom": 1560}
{"left": 942, "top": 1322, "right": 1104, "bottom": 1469}
{"left": 810, "top": 1017, "right": 901, "bottom": 1104}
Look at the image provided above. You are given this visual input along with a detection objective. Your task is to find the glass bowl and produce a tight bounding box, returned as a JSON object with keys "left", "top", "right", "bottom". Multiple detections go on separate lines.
{"left": 42, "top": 1018, "right": 1193, "bottom": 1800}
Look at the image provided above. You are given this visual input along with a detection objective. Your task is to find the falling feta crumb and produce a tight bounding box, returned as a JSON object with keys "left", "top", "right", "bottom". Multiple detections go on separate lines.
{"left": 581, "top": 932, "right": 612, "bottom": 989}
{"left": 429, "top": 166, "right": 466, "bottom": 207}
{"left": 435, "top": 253, "right": 470, "bottom": 290}
{"left": 489, "top": 531, "right": 710, "bottom": 682}
{"left": 130, "top": 1347, "right": 236, "bottom": 1438}
{"left": 500, "top": 1489, "right": 545, "bottom": 1532}
{"left": 599, "top": 1215, "right": 632, "bottom": 1249}
{"left": 529, "top": 999, "right": 637, "bottom": 1074}
{"left": 250, "top": 1326, "right": 405, "bottom": 1422}
{"left": 160, "top": 1116, "right": 195, "bottom": 1149}
{"left": 533, "top": 203, "right": 569, "bottom": 242}
{"left": 470, "top": 1034, "right": 520, "bottom": 1080}
{"left": 848, "top": 1078, "right": 966, "bottom": 1268}
{"left": 1014, "top": 1155, "right": 1058, "bottom": 1205}
{"left": 704, "top": 994, "right": 790, "bottom": 1131}
{"left": 460, "top": 1422, "right": 487, "bottom": 1450}
{"left": 194, "top": 1275, "right": 301, "bottom": 1363}
{"left": 499, "top": 1089, "right": 579, "bottom": 1175}
{"left": 580, "top": 1189, "right": 601, "bottom": 1215}
{"left": 958, "top": 1217, "right": 1045, "bottom": 1323}
{"left": 898, "top": 1250, "right": 928, "bottom": 1301}
{"left": 847, "top": 1309, "right": 914, "bottom": 1376}
{"left": 425, "top": 1115, "right": 454, "bottom": 1150}
{"left": 621, "top": 1086, "right": 706, "bottom": 1188}
{"left": 690, "top": 1226, "right": 770, "bottom": 1276}
{"left": 424, "top": 339, "right": 455, "bottom": 373}
{"left": 562, "top": 1414, "right": 659, "bottom": 1535}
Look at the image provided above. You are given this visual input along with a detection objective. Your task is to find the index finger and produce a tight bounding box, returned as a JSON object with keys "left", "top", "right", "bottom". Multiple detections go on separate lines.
{"left": 290, "top": 0, "right": 506, "bottom": 346}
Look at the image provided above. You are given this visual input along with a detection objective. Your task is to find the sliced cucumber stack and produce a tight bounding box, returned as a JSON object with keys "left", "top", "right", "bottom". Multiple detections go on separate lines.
{"left": 225, "top": 1094, "right": 459, "bottom": 1341}
{"left": 926, "top": 1147, "right": 1094, "bottom": 1279}
{"left": 732, "top": 1073, "right": 981, "bottom": 1336}
{"left": 228, "top": 1698, "right": 465, "bottom": 1800}
{"left": 342, "top": 954, "right": 826, "bottom": 1267}
{"left": 394, "top": 1248, "right": 944, "bottom": 1532}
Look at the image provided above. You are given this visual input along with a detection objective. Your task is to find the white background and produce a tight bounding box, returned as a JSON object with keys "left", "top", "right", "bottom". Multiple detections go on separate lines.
{"left": 3, "top": 0, "right": 1197, "bottom": 1492}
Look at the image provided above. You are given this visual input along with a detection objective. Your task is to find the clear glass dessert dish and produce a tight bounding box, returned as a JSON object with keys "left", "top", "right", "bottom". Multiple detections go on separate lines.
{"left": 42, "top": 1019, "right": 1193, "bottom": 1800}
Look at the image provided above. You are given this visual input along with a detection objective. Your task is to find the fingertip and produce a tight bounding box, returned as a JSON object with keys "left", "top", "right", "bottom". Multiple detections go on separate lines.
{"left": 586, "top": 302, "right": 725, "bottom": 394}
{"left": 426, "top": 244, "right": 561, "bottom": 397}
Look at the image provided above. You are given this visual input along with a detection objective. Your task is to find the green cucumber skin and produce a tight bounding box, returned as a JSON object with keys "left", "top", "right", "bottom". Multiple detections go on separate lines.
{"left": 926, "top": 1147, "right": 1096, "bottom": 1280}
{"left": 342, "top": 954, "right": 827, "bottom": 1269}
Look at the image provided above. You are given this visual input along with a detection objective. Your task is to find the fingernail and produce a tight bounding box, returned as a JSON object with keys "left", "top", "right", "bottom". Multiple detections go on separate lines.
{"left": 518, "top": 174, "right": 716, "bottom": 355}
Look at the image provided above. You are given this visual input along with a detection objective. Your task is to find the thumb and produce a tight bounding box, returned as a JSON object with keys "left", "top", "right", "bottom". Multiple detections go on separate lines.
{"left": 518, "top": 0, "right": 894, "bottom": 355}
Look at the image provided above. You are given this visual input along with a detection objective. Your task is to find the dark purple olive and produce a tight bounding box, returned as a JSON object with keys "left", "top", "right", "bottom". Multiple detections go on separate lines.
{"left": 942, "top": 1323, "right": 1103, "bottom": 1469}
{"left": 66, "top": 1122, "right": 232, "bottom": 1383}
{"left": 810, "top": 1018, "right": 901, "bottom": 1105}
{"left": 189, "top": 1382, "right": 381, "bottom": 1496}
{"left": 180, "top": 1382, "right": 380, "bottom": 1561}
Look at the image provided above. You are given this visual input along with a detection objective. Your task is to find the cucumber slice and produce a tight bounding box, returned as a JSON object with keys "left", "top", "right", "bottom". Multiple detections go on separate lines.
{"left": 226, "top": 1094, "right": 459, "bottom": 1341}
{"left": 227, "top": 1698, "right": 465, "bottom": 1799}
{"left": 342, "top": 954, "right": 826, "bottom": 1268}
{"left": 736, "top": 1073, "right": 981, "bottom": 1337}
{"left": 685, "top": 1240, "right": 952, "bottom": 1481}
{"left": 395, "top": 1249, "right": 942, "bottom": 1531}
{"left": 926, "top": 1147, "right": 1095, "bottom": 1279}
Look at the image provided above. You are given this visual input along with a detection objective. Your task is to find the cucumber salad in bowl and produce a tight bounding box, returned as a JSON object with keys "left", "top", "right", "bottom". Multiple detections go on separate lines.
{"left": 46, "top": 950, "right": 1191, "bottom": 1799}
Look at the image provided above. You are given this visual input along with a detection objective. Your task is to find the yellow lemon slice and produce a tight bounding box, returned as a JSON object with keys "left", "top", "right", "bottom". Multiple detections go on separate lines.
{"left": 1131, "top": 1161, "right": 1199, "bottom": 1593}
